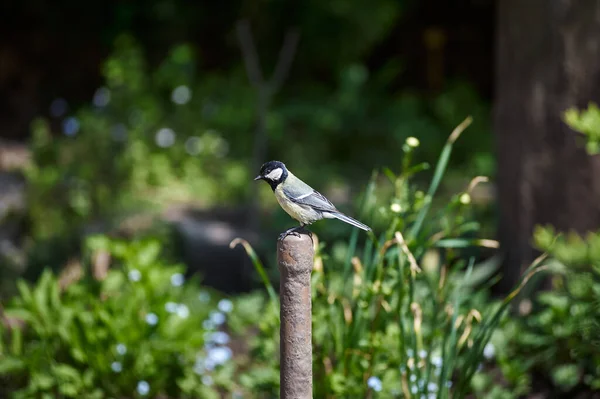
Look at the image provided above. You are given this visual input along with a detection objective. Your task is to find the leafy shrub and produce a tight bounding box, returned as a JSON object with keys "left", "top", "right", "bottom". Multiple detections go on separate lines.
{"left": 564, "top": 102, "right": 600, "bottom": 155}
{"left": 26, "top": 35, "right": 251, "bottom": 243}
{"left": 484, "top": 227, "right": 600, "bottom": 395}
{"left": 0, "top": 235, "right": 247, "bottom": 398}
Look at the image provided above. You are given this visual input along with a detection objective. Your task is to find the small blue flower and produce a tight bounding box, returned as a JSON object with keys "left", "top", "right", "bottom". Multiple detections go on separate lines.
{"left": 145, "top": 313, "right": 158, "bottom": 326}
{"left": 201, "top": 375, "right": 214, "bottom": 386}
{"left": 176, "top": 304, "right": 190, "bottom": 318}
{"left": 198, "top": 291, "right": 210, "bottom": 303}
{"left": 483, "top": 343, "right": 495, "bottom": 360}
{"left": 208, "top": 331, "right": 230, "bottom": 345}
{"left": 92, "top": 87, "right": 110, "bottom": 107}
{"left": 209, "top": 311, "right": 226, "bottom": 326}
{"left": 165, "top": 301, "right": 178, "bottom": 313}
{"left": 431, "top": 355, "right": 443, "bottom": 368}
{"left": 111, "top": 361, "right": 122, "bottom": 373}
{"left": 427, "top": 382, "right": 438, "bottom": 392}
{"left": 367, "top": 376, "right": 382, "bottom": 392}
{"left": 207, "top": 346, "right": 232, "bottom": 366}
{"left": 410, "top": 374, "right": 417, "bottom": 382}
{"left": 218, "top": 299, "right": 233, "bottom": 313}
{"left": 203, "top": 319, "right": 215, "bottom": 330}
{"left": 418, "top": 349, "right": 427, "bottom": 359}
{"left": 411, "top": 385, "right": 418, "bottom": 394}
{"left": 446, "top": 381, "right": 453, "bottom": 388}
{"left": 128, "top": 269, "right": 141, "bottom": 282}
{"left": 116, "top": 343, "right": 127, "bottom": 355}
{"left": 170, "top": 273, "right": 185, "bottom": 287}
{"left": 62, "top": 117, "right": 80, "bottom": 136}
{"left": 137, "top": 380, "right": 150, "bottom": 396}
{"left": 406, "top": 348, "right": 414, "bottom": 357}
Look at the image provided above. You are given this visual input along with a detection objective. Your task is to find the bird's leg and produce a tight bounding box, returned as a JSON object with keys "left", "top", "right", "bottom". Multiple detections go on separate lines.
{"left": 279, "top": 225, "right": 302, "bottom": 240}
{"left": 279, "top": 223, "right": 316, "bottom": 240}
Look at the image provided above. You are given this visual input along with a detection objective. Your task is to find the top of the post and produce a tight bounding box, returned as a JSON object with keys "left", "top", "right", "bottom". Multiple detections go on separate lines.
{"left": 277, "top": 231, "right": 314, "bottom": 275}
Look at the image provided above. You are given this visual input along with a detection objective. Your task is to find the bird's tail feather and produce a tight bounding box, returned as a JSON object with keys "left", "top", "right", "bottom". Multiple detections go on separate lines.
{"left": 326, "top": 211, "right": 371, "bottom": 231}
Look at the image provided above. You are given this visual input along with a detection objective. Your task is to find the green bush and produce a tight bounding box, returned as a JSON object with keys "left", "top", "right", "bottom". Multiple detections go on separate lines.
{"left": 564, "top": 102, "right": 600, "bottom": 155}
{"left": 484, "top": 227, "right": 600, "bottom": 395}
{"left": 0, "top": 235, "right": 252, "bottom": 398}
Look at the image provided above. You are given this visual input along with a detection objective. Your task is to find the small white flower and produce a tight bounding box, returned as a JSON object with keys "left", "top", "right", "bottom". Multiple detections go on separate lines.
{"left": 483, "top": 342, "right": 495, "bottom": 359}
{"left": 111, "top": 361, "right": 122, "bottom": 373}
{"left": 137, "top": 380, "right": 150, "bottom": 396}
{"left": 391, "top": 203, "right": 402, "bottom": 213}
{"left": 176, "top": 304, "right": 190, "bottom": 319}
{"left": 128, "top": 269, "right": 141, "bottom": 282}
{"left": 171, "top": 85, "right": 192, "bottom": 105}
{"left": 427, "top": 382, "right": 438, "bottom": 392}
{"left": 431, "top": 355, "right": 443, "bottom": 368}
{"left": 155, "top": 127, "right": 176, "bottom": 148}
{"left": 145, "top": 312, "right": 158, "bottom": 326}
{"left": 201, "top": 375, "right": 214, "bottom": 386}
{"left": 418, "top": 349, "right": 427, "bottom": 359}
{"left": 459, "top": 193, "right": 471, "bottom": 205}
{"left": 203, "top": 319, "right": 215, "bottom": 330}
{"left": 410, "top": 374, "right": 417, "bottom": 382}
{"left": 170, "top": 273, "right": 185, "bottom": 287}
{"left": 406, "top": 137, "right": 420, "bottom": 148}
{"left": 116, "top": 343, "right": 127, "bottom": 355}
{"left": 367, "top": 376, "right": 382, "bottom": 392}
{"left": 218, "top": 299, "right": 233, "bottom": 313}
{"left": 165, "top": 301, "right": 178, "bottom": 313}
{"left": 411, "top": 385, "right": 418, "bottom": 394}
{"left": 206, "top": 346, "right": 232, "bottom": 367}
{"left": 209, "top": 311, "right": 226, "bottom": 326}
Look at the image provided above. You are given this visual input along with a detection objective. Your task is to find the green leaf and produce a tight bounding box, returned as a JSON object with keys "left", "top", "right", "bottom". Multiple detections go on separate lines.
{"left": 552, "top": 364, "right": 581, "bottom": 390}
{"left": 0, "top": 356, "right": 25, "bottom": 374}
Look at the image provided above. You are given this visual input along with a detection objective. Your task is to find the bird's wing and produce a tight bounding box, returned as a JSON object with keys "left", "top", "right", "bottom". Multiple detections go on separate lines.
{"left": 283, "top": 174, "right": 337, "bottom": 212}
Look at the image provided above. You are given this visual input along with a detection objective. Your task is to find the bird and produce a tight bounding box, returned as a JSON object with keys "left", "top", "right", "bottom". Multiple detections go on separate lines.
{"left": 254, "top": 160, "right": 372, "bottom": 239}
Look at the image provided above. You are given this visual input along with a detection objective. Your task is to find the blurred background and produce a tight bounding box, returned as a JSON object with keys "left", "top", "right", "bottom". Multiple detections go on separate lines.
{"left": 0, "top": 0, "right": 599, "bottom": 398}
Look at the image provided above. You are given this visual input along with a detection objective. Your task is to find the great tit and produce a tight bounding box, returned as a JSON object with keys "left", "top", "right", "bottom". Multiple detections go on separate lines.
{"left": 254, "top": 160, "right": 372, "bottom": 238}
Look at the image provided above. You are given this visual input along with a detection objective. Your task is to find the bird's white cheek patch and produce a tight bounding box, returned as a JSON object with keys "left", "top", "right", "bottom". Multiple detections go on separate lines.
{"left": 266, "top": 168, "right": 283, "bottom": 181}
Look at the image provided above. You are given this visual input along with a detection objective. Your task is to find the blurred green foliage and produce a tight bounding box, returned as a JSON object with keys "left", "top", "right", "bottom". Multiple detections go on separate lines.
{"left": 0, "top": 235, "right": 275, "bottom": 398}
{"left": 24, "top": 33, "right": 493, "bottom": 248}
{"left": 26, "top": 36, "right": 250, "bottom": 243}
{"left": 1, "top": 120, "right": 527, "bottom": 398}
{"left": 564, "top": 102, "right": 600, "bottom": 155}
{"left": 475, "top": 228, "right": 600, "bottom": 397}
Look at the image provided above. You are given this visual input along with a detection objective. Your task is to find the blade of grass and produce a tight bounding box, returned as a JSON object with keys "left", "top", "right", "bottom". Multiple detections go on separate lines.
{"left": 409, "top": 116, "right": 473, "bottom": 240}
{"left": 230, "top": 238, "right": 278, "bottom": 306}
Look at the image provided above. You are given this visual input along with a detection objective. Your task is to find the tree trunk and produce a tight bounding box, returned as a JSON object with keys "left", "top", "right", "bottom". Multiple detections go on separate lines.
{"left": 494, "top": 0, "right": 600, "bottom": 292}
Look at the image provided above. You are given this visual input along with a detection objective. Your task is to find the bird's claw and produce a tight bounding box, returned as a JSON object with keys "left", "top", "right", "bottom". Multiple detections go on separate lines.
{"left": 278, "top": 226, "right": 309, "bottom": 241}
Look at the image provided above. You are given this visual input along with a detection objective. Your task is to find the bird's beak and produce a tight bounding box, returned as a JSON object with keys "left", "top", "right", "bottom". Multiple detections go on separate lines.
{"left": 254, "top": 175, "right": 263, "bottom": 181}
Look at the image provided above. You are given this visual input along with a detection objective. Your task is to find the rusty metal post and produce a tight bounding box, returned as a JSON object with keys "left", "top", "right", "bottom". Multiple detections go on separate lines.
{"left": 277, "top": 231, "right": 314, "bottom": 399}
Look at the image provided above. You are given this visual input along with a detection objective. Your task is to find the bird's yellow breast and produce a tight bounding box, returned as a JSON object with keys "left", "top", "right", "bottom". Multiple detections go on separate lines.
{"left": 274, "top": 185, "right": 320, "bottom": 225}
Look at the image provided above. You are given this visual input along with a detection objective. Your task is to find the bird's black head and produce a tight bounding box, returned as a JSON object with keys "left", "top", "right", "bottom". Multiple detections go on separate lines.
{"left": 254, "top": 160, "right": 288, "bottom": 190}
